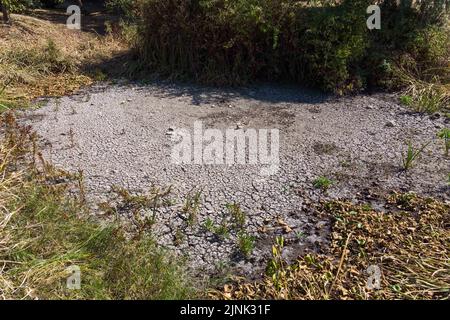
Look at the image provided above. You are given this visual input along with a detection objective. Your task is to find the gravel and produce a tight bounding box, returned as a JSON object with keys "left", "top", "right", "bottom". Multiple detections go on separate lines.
{"left": 20, "top": 81, "right": 450, "bottom": 278}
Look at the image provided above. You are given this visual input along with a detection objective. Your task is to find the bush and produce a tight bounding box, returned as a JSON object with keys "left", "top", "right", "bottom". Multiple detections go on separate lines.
{"left": 2, "top": 0, "right": 34, "bottom": 13}
{"left": 134, "top": 0, "right": 448, "bottom": 97}
{"left": 0, "top": 113, "right": 197, "bottom": 299}
{"left": 106, "top": 0, "right": 137, "bottom": 16}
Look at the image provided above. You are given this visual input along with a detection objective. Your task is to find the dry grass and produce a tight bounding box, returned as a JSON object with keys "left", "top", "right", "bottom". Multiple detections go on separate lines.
{"left": 0, "top": 14, "right": 126, "bottom": 106}
{"left": 212, "top": 193, "right": 449, "bottom": 300}
{"left": 396, "top": 66, "right": 450, "bottom": 113}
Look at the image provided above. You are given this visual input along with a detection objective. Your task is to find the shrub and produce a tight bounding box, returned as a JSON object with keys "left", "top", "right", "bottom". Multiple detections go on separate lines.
{"left": 313, "top": 176, "right": 333, "bottom": 190}
{"left": 106, "top": 0, "right": 138, "bottom": 17}
{"left": 39, "top": 0, "right": 64, "bottom": 8}
{"left": 136, "top": 0, "right": 371, "bottom": 93}
{"left": 367, "top": 1, "right": 449, "bottom": 110}
{"left": 134, "top": 0, "right": 448, "bottom": 98}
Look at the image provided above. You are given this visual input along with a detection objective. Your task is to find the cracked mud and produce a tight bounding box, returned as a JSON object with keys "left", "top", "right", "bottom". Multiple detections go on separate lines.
{"left": 21, "top": 82, "right": 450, "bottom": 278}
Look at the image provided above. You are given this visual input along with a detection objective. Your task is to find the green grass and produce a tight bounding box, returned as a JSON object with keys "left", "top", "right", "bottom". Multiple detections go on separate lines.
{"left": 237, "top": 231, "right": 256, "bottom": 258}
{"left": 399, "top": 95, "right": 413, "bottom": 107}
{"left": 226, "top": 202, "right": 246, "bottom": 230}
{"left": 402, "top": 141, "right": 430, "bottom": 171}
{"left": 0, "top": 113, "right": 197, "bottom": 299}
{"left": 313, "top": 176, "right": 333, "bottom": 191}
{"left": 183, "top": 190, "right": 202, "bottom": 226}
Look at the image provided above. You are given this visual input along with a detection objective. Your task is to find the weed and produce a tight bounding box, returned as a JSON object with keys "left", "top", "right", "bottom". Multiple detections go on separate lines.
{"left": 313, "top": 176, "right": 333, "bottom": 191}
{"left": 402, "top": 141, "right": 430, "bottom": 171}
{"left": 237, "top": 231, "right": 255, "bottom": 258}
{"left": 265, "top": 236, "right": 287, "bottom": 291}
{"left": 110, "top": 185, "right": 172, "bottom": 235}
{"left": 203, "top": 216, "right": 229, "bottom": 240}
{"left": 226, "top": 202, "right": 246, "bottom": 229}
{"left": 400, "top": 95, "right": 413, "bottom": 106}
{"left": 437, "top": 128, "right": 450, "bottom": 156}
{"left": 214, "top": 193, "right": 450, "bottom": 300}
{"left": 203, "top": 217, "right": 215, "bottom": 233}
{"left": 183, "top": 190, "right": 202, "bottom": 226}
{"left": 295, "top": 230, "right": 306, "bottom": 240}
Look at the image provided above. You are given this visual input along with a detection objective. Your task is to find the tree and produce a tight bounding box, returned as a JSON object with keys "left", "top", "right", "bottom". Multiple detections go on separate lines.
{"left": 0, "top": 0, "right": 11, "bottom": 24}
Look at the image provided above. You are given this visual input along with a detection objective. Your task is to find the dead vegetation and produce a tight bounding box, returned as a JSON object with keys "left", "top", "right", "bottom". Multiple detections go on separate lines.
{"left": 212, "top": 193, "right": 449, "bottom": 300}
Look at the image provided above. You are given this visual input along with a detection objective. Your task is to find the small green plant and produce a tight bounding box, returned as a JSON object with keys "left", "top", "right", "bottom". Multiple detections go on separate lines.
{"left": 204, "top": 216, "right": 230, "bottom": 239}
{"left": 203, "top": 217, "right": 215, "bottom": 233}
{"left": 266, "top": 236, "right": 287, "bottom": 291}
{"left": 313, "top": 176, "right": 333, "bottom": 191}
{"left": 214, "top": 219, "right": 230, "bottom": 239}
{"left": 110, "top": 185, "right": 172, "bottom": 235}
{"left": 183, "top": 190, "right": 202, "bottom": 226}
{"left": 437, "top": 128, "right": 450, "bottom": 156}
{"left": 400, "top": 95, "right": 413, "bottom": 106}
{"left": 237, "top": 231, "right": 255, "bottom": 258}
{"left": 295, "top": 230, "right": 306, "bottom": 240}
{"left": 402, "top": 141, "right": 430, "bottom": 171}
{"left": 226, "top": 202, "right": 246, "bottom": 229}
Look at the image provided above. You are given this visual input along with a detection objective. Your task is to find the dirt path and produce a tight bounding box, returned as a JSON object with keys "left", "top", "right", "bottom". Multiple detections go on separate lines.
{"left": 21, "top": 82, "right": 450, "bottom": 278}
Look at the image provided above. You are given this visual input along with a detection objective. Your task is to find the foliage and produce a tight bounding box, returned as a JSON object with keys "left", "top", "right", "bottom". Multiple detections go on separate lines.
{"left": 313, "top": 176, "right": 333, "bottom": 190}
{"left": 106, "top": 0, "right": 138, "bottom": 17}
{"left": 237, "top": 231, "right": 255, "bottom": 257}
{"left": 39, "top": 0, "right": 64, "bottom": 8}
{"left": 135, "top": 0, "right": 371, "bottom": 93}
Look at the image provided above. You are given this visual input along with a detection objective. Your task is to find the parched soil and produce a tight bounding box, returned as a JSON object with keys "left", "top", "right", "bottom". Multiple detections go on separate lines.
{"left": 20, "top": 82, "right": 450, "bottom": 278}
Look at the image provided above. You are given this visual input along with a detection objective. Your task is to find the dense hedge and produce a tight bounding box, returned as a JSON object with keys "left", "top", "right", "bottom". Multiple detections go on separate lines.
{"left": 135, "top": 0, "right": 449, "bottom": 94}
